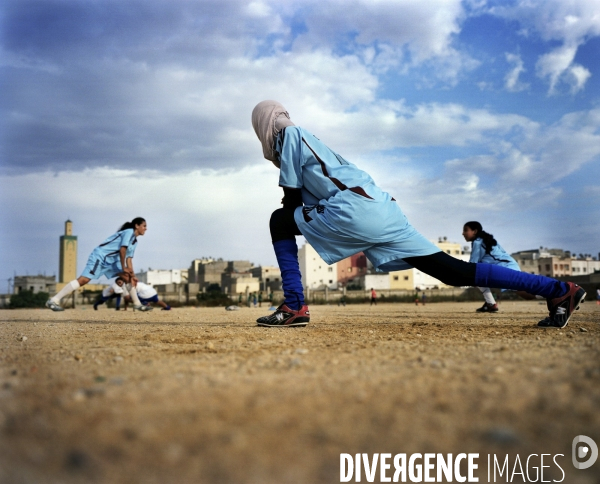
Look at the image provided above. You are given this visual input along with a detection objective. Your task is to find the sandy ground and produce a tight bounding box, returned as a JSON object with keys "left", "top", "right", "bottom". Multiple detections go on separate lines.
{"left": 0, "top": 301, "right": 599, "bottom": 484}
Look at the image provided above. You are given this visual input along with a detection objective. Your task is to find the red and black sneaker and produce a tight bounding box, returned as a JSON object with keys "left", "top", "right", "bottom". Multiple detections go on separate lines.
{"left": 475, "top": 302, "right": 498, "bottom": 313}
{"left": 539, "top": 282, "right": 586, "bottom": 329}
{"left": 256, "top": 304, "right": 310, "bottom": 327}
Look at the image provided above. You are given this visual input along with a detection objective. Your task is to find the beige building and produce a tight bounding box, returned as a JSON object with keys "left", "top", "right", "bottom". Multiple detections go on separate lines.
{"left": 14, "top": 275, "right": 56, "bottom": 294}
{"left": 59, "top": 220, "right": 77, "bottom": 283}
{"left": 250, "top": 266, "right": 282, "bottom": 291}
{"left": 390, "top": 270, "right": 414, "bottom": 290}
{"left": 536, "top": 256, "right": 600, "bottom": 278}
{"left": 189, "top": 259, "right": 228, "bottom": 289}
{"left": 537, "top": 256, "right": 572, "bottom": 278}
{"left": 571, "top": 258, "right": 600, "bottom": 276}
{"left": 221, "top": 272, "right": 260, "bottom": 295}
{"left": 54, "top": 220, "right": 104, "bottom": 297}
{"left": 298, "top": 243, "right": 338, "bottom": 290}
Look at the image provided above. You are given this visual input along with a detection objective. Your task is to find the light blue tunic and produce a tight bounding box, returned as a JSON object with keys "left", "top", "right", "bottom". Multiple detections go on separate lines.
{"left": 276, "top": 127, "right": 439, "bottom": 271}
{"left": 469, "top": 238, "right": 520, "bottom": 271}
{"left": 81, "top": 228, "right": 138, "bottom": 279}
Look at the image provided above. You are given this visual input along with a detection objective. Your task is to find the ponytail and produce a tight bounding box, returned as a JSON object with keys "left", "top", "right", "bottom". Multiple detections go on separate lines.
{"left": 464, "top": 221, "right": 497, "bottom": 255}
{"left": 119, "top": 217, "right": 146, "bottom": 232}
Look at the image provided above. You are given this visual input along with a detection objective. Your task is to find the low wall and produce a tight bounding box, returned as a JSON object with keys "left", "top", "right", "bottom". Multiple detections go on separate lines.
{"left": 155, "top": 286, "right": 479, "bottom": 306}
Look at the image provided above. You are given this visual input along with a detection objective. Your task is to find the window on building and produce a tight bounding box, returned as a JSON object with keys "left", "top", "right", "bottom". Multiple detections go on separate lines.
{"left": 328, "top": 267, "right": 333, "bottom": 272}
{"left": 565, "top": 265, "right": 569, "bottom": 271}
{"left": 583, "top": 268, "right": 587, "bottom": 273}
{"left": 329, "top": 280, "right": 333, "bottom": 284}
{"left": 446, "top": 250, "right": 450, "bottom": 254}
{"left": 266, "top": 278, "right": 270, "bottom": 282}
{"left": 393, "top": 276, "right": 399, "bottom": 281}
{"left": 404, "top": 276, "right": 409, "bottom": 281}
{"left": 554, "top": 264, "right": 557, "bottom": 270}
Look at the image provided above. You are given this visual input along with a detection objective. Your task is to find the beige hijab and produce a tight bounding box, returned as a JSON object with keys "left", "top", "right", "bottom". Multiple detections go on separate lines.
{"left": 251, "top": 100, "right": 295, "bottom": 167}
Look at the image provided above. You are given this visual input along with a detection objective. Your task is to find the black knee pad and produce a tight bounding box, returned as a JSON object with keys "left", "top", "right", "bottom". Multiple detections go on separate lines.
{"left": 270, "top": 208, "right": 302, "bottom": 242}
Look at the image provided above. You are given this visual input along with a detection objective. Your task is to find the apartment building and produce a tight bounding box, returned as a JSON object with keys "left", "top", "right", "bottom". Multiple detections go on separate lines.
{"left": 250, "top": 266, "right": 282, "bottom": 291}
{"left": 337, "top": 253, "right": 367, "bottom": 288}
{"left": 137, "top": 269, "right": 187, "bottom": 286}
{"left": 298, "top": 243, "right": 338, "bottom": 290}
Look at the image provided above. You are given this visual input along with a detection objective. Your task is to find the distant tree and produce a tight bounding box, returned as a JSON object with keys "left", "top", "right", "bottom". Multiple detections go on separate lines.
{"left": 9, "top": 290, "right": 49, "bottom": 309}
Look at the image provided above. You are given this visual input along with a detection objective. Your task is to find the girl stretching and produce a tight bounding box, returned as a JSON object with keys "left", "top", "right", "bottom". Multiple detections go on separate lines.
{"left": 251, "top": 100, "right": 585, "bottom": 329}
{"left": 462, "top": 221, "right": 532, "bottom": 313}
{"left": 46, "top": 218, "right": 152, "bottom": 312}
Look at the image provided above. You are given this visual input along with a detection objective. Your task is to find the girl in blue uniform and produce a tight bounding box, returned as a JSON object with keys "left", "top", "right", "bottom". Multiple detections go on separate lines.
{"left": 251, "top": 100, "right": 585, "bottom": 329}
{"left": 463, "top": 221, "right": 531, "bottom": 313}
{"left": 46, "top": 218, "right": 151, "bottom": 312}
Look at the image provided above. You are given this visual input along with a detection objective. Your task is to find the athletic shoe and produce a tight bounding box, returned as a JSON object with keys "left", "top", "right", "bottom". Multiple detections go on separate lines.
{"left": 45, "top": 299, "right": 64, "bottom": 312}
{"left": 476, "top": 303, "right": 499, "bottom": 313}
{"left": 537, "top": 316, "right": 552, "bottom": 327}
{"left": 134, "top": 305, "right": 153, "bottom": 312}
{"left": 161, "top": 306, "right": 171, "bottom": 311}
{"left": 93, "top": 303, "right": 99, "bottom": 310}
{"left": 541, "top": 282, "right": 586, "bottom": 329}
{"left": 256, "top": 304, "right": 310, "bottom": 327}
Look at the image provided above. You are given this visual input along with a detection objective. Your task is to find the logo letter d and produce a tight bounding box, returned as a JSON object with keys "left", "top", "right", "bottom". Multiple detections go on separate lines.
{"left": 572, "top": 435, "right": 598, "bottom": 470}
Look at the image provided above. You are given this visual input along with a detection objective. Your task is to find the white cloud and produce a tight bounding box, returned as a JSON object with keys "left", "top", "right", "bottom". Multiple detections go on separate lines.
{"left": 297, "top": 0, "right": 464, "bottom": 59}
{"left": 535, "top": 43, "right": 578, "bottom": 94}
{"left": 490, "top": 0, "right": 600, "bottom": 94}
{"left": 504, "top": 53, "right": 528, "bottom": 92}
{"left": 567, "top": 64, "right": 592, "bottom": 94}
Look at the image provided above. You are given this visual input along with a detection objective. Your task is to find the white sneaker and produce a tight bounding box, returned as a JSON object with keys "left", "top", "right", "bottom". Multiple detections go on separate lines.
{"left": 45, "top": 299, "right": 64, "bottom": 312}
{"left": 134, "top": 305, "right": 153, "bottom": 312}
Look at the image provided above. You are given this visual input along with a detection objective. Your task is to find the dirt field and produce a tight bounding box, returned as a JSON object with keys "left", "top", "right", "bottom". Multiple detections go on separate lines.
{"left": 0, "top": 301, "right": 599, "bottom": 484}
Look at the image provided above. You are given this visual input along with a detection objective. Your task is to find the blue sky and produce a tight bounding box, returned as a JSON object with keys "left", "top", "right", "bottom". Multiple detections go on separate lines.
{"left": 1, "top": 0, "right": 599, "bottom": 288}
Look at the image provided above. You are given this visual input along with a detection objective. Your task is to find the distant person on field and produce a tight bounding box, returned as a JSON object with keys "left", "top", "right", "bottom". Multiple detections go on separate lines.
{"left": 370, "top": 288, "right": 377, "bottom": 306}
{"left": 462, "top": 221, "right": 533, "bottom": 313}
{"left": 93, "top": 276, "right": 126, "bottom": 310}
{"left": 124, "top": 281, "right": 171, "bottom": 310}
{"left": 421, "top": 292, "right": 426, "bottom": 306}
{"left": 46, "top": 218, "right": 151, "bottom": 312}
